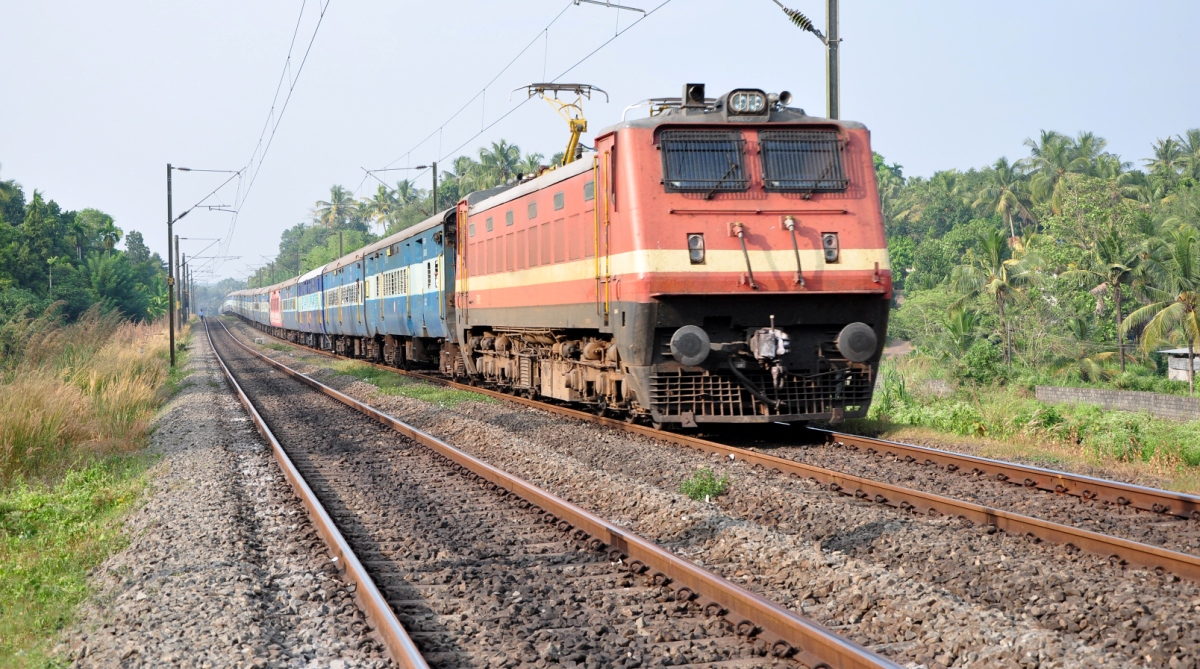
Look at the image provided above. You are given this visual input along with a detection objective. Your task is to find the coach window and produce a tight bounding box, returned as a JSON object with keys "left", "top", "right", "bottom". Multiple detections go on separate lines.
{"left": 505, "top": 210, "right": 514, "bottom": 226}
{"left": 553, "top": 191, "right": 565, "bottom": 210}
{"left": 485, "top": 217, "right": 494, "bottom": 232}
{"left": 583, "top": 180, "right": 594, "bottom": 201}
{"left": 528, "top": 201, "right": 537, "bottom": 219}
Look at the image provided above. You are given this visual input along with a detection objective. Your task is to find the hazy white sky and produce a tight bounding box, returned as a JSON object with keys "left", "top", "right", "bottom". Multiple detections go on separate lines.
{"left": 2, "top": 1, "right": 1197, "bottom": 281}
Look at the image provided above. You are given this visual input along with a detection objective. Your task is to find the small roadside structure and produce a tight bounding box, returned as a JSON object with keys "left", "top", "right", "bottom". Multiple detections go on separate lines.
{"left": 1157, "top": 348, "right": 1200, "bottom": 382}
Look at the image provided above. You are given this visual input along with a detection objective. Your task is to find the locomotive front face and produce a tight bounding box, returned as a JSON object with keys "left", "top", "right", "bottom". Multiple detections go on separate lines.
{"left": 600, "top": 87, "right": 892, "bottom": 426}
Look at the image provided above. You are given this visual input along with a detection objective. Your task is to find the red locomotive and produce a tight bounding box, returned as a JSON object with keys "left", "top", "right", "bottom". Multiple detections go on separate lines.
{"left": 452, "top": 83, "right": 890, "bottom": 427}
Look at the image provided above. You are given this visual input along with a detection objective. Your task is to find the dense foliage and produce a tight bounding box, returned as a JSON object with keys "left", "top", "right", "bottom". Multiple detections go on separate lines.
{"left": 0, "top": 164, "right": 168, "bottom": 326}
{"left": 881, "top": 129, "right": 1200, "bottom": 393}
{"left": 246, "top": 140, "right": 554, "bottom": 288}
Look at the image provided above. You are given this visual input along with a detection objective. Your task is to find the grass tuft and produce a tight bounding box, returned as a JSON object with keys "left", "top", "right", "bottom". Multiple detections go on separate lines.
{"left": 0, "top": 456, "right": 152, "bottom": 667}
{"left": 332, "top": 360, "right": 490, "bottom": 408}
{"left": 680, "top": 467, "right": 730, "bottom": 501}
{"left": 0, "top": 305, "right": 183, "bottom": 666}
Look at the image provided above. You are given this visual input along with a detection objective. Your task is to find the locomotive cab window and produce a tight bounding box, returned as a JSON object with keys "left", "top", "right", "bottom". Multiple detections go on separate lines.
{"left": 759, "top": 130, "right": 848, "bottom": 192}
{"left": 583, "top": 180, "right": 595, "bottom": 201}
{"left": 659, "top": 130, "right": 747, "bottom": 193}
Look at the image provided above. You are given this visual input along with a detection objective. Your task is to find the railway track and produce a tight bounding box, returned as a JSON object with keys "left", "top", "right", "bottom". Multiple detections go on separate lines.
{"left": 230, "top": 316, "right": 1200, "bottom": 585}
{"left": 205, "top": 318, "right": 899, "bottom": 669}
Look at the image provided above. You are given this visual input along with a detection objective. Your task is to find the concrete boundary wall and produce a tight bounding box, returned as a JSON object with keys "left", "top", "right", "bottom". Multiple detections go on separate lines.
{"left": 1035, "top": 385, "right": 1200, "bottom": 421}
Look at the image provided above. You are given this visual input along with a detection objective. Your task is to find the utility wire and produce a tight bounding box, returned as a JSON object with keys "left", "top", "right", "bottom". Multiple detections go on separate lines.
{"left": 219, "top": 0, "right": 331, "bottom": 271}
{"left": 376, "top": 0, "right": 576, "bottom": 174}
{"left": 431, "top": 0, "right": 675, "bottom": 168}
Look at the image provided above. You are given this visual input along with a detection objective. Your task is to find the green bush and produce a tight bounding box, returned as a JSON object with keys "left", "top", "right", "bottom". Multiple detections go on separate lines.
{"left": 955, "top": 339, "right": 1005, "bottom": 385}
{"left": 679, "top": 467, "right": 730, "bottom": 501}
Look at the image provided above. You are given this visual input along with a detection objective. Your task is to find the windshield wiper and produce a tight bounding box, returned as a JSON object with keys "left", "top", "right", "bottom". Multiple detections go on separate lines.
{"left": 704, "top": 162, "right": 740, "bottom": 200}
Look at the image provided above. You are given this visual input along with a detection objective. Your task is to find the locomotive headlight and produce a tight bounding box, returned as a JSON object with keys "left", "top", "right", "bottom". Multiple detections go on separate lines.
{"left": 727, "top": 89, "right": 767, "bottom": 115}
{"left": 822, "top": 233, "right": 840, "bottom": 263}
{"left": 687, "top": 233, "right": 705, "bottom": 264}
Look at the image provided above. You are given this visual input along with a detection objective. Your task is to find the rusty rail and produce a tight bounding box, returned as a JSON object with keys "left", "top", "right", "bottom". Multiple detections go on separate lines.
{"left": 228, "top": 317, "right": 1200, "bottom": 583}
{"left": 203, "top": 319, "right": 430, "bottom": 669}
{"left": 214, "top": 319, "right": 899, "bottom": 669}
{"left": 814, "top": 428, "right": 1200, "bottom": 521}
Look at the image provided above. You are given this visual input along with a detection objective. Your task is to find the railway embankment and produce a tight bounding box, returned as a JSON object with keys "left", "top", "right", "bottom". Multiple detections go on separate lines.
{"left": 225, "top": 318, "right": 1200, "bottom": 668}
{"left": 58, "top": 326, "right": 392, "bottom": 668}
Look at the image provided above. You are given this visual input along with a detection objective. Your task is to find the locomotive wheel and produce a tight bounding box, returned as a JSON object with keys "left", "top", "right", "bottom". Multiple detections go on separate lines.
{"left": 651, "top": 421, "right": 666, "bottom": 431}
{"left": 594, "top": 399, "right": 609, "bottom": 418}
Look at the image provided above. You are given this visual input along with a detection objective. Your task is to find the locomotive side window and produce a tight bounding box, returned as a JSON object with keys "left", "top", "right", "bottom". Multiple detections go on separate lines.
{"left": 759, "top": 130, "right": 848, "bottom": 192}
{"left": 528, "top": 201, "right": 538, "bottom": 219}
{"left": 486, "top": 217, "right": 494, "bottom": 232}
{"left": 583, "top": 180, "right": 594, "bottom": 201}
{"left": 659, "top": 130, "right": 747, "bottom": 193}
{"left": 506, "top": 210, "right": 514, "bottom": 226}
{"left": 553, "top": 191, "right": 565, "bottom": 210}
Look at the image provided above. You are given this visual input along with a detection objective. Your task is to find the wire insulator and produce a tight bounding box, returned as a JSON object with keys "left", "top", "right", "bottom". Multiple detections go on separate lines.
{"left": 783, "top": 7, "right": 825, "bottom": 40}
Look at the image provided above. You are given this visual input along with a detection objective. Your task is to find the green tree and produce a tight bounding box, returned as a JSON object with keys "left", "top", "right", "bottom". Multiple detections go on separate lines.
{"left": 1123, "top": 228, "right": 1200, "bottom": 393}
{"left": 99, "top": 218, "right": 122, "bottom": 253}
{"left": 974, "top": 157, "right": 1033, "bottom": 240}
{"left": 84, "top": 252, "right": 148, "bottom": 320}
{"left": 1061, "top": 227, "right": 1146, "bottom": 372}
{"left": 479, "top": 140, "right": 521, "bottom": 183}
{"left": 315, "top": 185, "right": 355, "bottom": 229}
{"left": 950, "top": 229, "right": 1042, "bottom": 365}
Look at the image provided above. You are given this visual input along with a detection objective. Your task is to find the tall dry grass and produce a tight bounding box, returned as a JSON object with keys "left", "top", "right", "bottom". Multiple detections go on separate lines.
{"left": 0, "top": 306, "right": 176, "bottom": 482}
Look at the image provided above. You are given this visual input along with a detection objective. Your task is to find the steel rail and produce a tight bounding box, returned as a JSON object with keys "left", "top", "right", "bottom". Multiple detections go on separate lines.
{"left": 214, "top": 319, "right": 899, "bottom": 669}
{"left": 229, "top": 318, "right": 1200, "bottom": 582}
{"left": 202, "top": 319, "right": 430, "bottom": 669}
{"left": 813, "top": 428, "right": 1200, "bottom": 521}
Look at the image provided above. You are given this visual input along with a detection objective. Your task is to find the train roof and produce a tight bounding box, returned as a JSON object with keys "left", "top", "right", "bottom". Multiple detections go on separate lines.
{"left": 467, "top": 158, "right": 593, "bottom": 215}
{"left": 360, "top": 208, "right": 455, "bottom": 258}
{"left": 598, "top": 87, "right": 867, "bottom": 134}
{"left": 323, "top": 208, "right": 455, "bottom": 274}
{"left": 299, "top": 266, "right": 324, "bottom": 283}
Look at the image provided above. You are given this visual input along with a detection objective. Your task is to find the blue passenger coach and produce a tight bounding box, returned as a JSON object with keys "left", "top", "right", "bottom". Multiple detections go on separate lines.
{"left": 221, "top": 209, "right": 456, "bottom": 370}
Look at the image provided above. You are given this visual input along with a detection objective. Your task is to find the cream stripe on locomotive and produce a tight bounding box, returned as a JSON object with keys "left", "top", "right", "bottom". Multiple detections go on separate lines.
{"left": 462, "top": 247, "right": 889, "bottom": 292}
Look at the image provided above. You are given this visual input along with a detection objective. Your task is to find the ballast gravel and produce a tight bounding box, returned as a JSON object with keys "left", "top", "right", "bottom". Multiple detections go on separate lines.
{"left": 229, "top": 319, "right": 1200, "bottom": 669}
{"left": 60, "top": 331, "right": 393, "bottom": 668}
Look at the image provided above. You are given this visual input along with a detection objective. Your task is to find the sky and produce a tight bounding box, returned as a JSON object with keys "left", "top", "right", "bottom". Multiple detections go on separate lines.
{"left": 2, "top": 0, "right": 1197, "bottom": 282}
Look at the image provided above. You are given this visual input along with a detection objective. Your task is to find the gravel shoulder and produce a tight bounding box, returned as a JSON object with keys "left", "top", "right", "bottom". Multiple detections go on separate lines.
{"left": 60, "top": 328, "right": 394, "bottom": 669}
{"left": 228, "top": 320, "right": 1200, "bottom": 669}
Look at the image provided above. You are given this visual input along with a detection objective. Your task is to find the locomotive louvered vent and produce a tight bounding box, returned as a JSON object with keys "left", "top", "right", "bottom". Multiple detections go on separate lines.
{"left": 659, "top": 130, "right": 748, "bottom": 193}
{"left": 759, "top": 130, "right": 848, "bottom": 192}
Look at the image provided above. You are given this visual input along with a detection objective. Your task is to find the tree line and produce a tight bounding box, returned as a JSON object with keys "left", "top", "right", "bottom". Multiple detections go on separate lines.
{"left": 0, "top": 164, "right": 168, "bottom": 328}
{"left": 883, "top": 129, "right": 1200, "bottom": 393}
{"left": 247, "top": 140, "right": 557, "bottom": 287}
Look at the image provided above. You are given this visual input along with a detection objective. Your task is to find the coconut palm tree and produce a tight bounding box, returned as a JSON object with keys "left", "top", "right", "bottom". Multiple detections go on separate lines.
{"left": 479, "top": 140, "right": 521, "bottom": 184}
{"left": 1179, "top": 129, "right": 1200, "bottom": 182}
{"left": 974, "top": 158, "right": 1034, "bottom": 240}
{"left": 315, "top": 185, "right": 354, "bottom": 229}
{"left": 365, "top": 185, "right": 398, "bottom": 233}
{"left": 1122, "top": 228, "right": 1200, "bottom": 393}
{"left": 99, "top": 219, "right": 122, "bottom": 253}
{"left": 393, "top": 179, "right": 419, "bottom": 206}
{"left": 950, "top": 228, "right": 1042, "bottom": 365}
{"left": 942, "top": 307, "right": 979, "bottom": 356}
{"left": 1022, "top": 130, "right": 1081, "bottom": 214}
{"left": 1146, "top": 137, "right": 1184, "bottom": 185}
{"left": 519, "top": 152, "right": 545, "bottom": 178}
{"left": 1061, "top": 227, "right": 1146, "bottom": 372}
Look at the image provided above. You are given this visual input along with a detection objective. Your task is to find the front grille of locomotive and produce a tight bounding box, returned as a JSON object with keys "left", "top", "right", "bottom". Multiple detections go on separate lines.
{"left": 648, "top": 367, "right": 874, "bottom": 418}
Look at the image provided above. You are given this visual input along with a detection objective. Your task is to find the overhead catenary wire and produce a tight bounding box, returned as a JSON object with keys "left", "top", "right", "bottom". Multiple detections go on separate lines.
{"left": 219, "top": 0, "right": 332, "bottom": 272}
{"left": 374, "top": 0, "right": 577, "bottom": 177}
{"left": 429, "top": 0, "right": 676, "bottom": 170}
